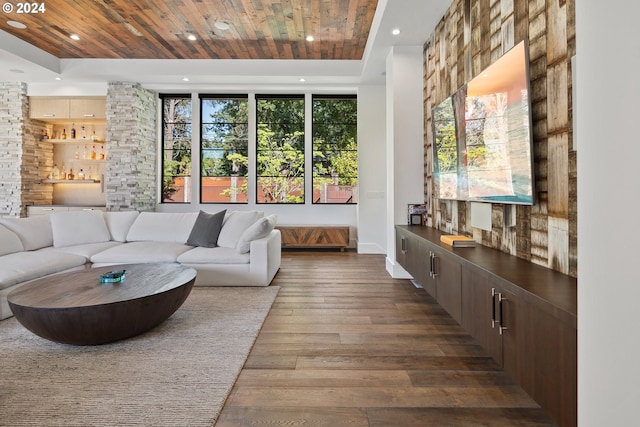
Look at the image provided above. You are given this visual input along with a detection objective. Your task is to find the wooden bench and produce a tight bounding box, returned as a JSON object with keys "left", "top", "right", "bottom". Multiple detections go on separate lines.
{"left": 276, "top": 225, "right": 350, "bottom": 251}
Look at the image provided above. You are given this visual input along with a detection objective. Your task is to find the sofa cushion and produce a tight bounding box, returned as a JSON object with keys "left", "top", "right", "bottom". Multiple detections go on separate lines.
{"left": 236, "top": 214, "right": 277, "bottom": 254}
{"left": 186, "top": 209, "right": 226, "bottom": 248}
{"left": 126, "top": 212, "right": 198, "bottom": 243}
{"left": 0, "top": 224, "right": 24, "bottom": 256}
{"left": 103, "top": 211, "right": 140, "bottom": 242}
{"left": 0, "top": 216, "right": 53, "bottom": 250}
{"left": 177, "top": 246, "right": 250, "bottom": 264}
{"left": 217, "top": 210, "right": 261, "bottom": 249}
{"left": 47, "top": 241, "right": 123, "bottom": 261}
{"left": 50, "top": 211, "right": 111, "bottom": 248}
{"left": 90, "top": 241, "right": 193, "bottom": 264}
{"left": 0, "top": 250, "right": 86, "bottom": 290}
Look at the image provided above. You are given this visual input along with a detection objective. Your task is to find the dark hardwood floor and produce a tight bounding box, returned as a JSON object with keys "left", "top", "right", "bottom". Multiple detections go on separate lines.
{"left": 215, "top": 250, "right": 557, "bottom": 426}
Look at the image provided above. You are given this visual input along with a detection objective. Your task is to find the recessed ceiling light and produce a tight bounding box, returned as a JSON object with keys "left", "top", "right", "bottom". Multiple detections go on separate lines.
{"left": 7, "top": 21, "right": 27, "bottom": 29}
{"left": 392, "top": 28, "right": 401, "bottom": 36}
{"left": 299, "top": 78, "right": 306, "bottom": 82}
{"left": 214, "top": 21, "right": 230, "bottom": 31}
{"left": 70, "top": 34, "right": 80, "bottom": 41}
{"left": 187, "top": 34, "right": 197, "bottom": 41}
{"left": 55, "top": 77, "right": 62, "bottom": 81}
{"left": 306, "top": 35, "right": 314, "bottom": 42}
{"left": 182, "top": 77, "right": 190, "bottom": 82}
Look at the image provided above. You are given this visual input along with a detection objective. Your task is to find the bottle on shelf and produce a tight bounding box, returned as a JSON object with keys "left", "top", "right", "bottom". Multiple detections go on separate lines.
{"left": 75, "top": 146, "right": 80, "bottom": 159}
{"left": 83, "top": 145, "right": 89, "bottom": 160}
{"left": 90, "top": 130, "right": 98, "bottom": 142}
{"left": 77, "top": 169, "right": 85, "bottom": 180}
{"left": 42, "top": 130, "right": 49, "bottom": 140}
{"left": 68, "top": 168, "right": 75, "bottom": 180}
{"left": 91, "top": 145, "right": 97, "bottom": 160}
{"left": 100, "top": 145, "right": 105, "bottom": 160}
{"left": 61, "top": 129, "right": 67, "bottom": 139}
{"left": 61, "top": 164, "right": 67, "bottom": 180}
{"left": 52, "top": 164, "right": 59, "bottom": 180}
{"left": 70, "top": 125, "right": 76, "bottom": 139}
{"left": 81, "top": 126, "right": 86, "bottom": 139}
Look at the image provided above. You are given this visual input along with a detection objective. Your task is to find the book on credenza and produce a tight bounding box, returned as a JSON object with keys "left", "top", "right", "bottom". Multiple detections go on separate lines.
{"left": 440, "top": 234, "right": 476, "bottom": 247}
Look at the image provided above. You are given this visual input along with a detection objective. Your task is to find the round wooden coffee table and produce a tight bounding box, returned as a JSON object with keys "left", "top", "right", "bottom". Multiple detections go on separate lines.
{"left": 7, "top": 263, "right": 197, "bottom": 345}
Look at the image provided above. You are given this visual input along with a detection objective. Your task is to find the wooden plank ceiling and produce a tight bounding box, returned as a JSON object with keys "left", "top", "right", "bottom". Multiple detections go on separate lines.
{"left": 0, "top": 0, "right": 378, "bottom": 60}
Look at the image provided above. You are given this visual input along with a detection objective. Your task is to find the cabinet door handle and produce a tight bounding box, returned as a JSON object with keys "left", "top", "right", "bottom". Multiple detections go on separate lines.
{"left": 429, "top": 252, "right": 434, "bottom": 277}
{"left": 401, "top": 236, "right": 406, "bottom": 253}
{"left": 431, "top": 252, "right": 438, "bottom": 278}
{"left": 498, "top": 293, "right": 508, "bottom": 335}
{"left": 491, "top": 288, "right": 497, "bottom": 328}
{"left": 83, "top": 114, "right": 96, "bottom": 117}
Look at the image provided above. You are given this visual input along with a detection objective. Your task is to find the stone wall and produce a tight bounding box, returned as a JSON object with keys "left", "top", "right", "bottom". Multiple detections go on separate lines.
{"left": 424, "top": 0, "right": 576, "bottom": 276}
{"left": 106, "top": 82, "right": 157, "bottom": 212}
{"left": 0, "top": 82, "right": 52, "bottom": 217}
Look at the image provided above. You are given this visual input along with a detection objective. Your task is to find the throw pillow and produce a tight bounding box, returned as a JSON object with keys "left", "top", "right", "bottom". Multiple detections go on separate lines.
{"left": 186, "top": 209, "right": 226, "bottom": 248}
{"left": 236, "top": 214, "right": 277, "bottom": 254}
{"left": 217, "top": 210, "right": 260, "bottom": 248}
{"left": 50, "top": 211, "right": 111, "bottom": 248}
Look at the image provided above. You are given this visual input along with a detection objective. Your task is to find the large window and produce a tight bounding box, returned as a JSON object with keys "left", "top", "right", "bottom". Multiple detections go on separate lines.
{"left": 312, "top": 95, "right": 358, "bottom": 204}
{"left": 161, "top": 95, "right": 192, "bottom": 203}
{"left": 200, "top": 95, "right": 249, "bottom": 203}
{"left": 256, "top": 95, "right": 305, "bottom": 204}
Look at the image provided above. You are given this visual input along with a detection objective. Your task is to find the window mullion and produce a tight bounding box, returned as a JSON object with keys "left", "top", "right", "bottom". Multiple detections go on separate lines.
{"left": 191, "top": 92, "right": 200, "bottom": 206}
{"left": 305, "top": 93, "right": 313, "bottom": 205}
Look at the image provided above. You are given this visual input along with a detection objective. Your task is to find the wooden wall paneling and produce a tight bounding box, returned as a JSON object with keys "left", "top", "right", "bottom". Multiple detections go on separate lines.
{"left": 548, "top": 132, "right": 569, "bottom": 217}
{"left": 513, "top": 1, "right": 529, "bottom": 42}
{"left": 515, "top": 205, "right": 532, "bottom": 261}
{"left": 548, "top": 216, "right": 569, "bottom": 274}
{"left": 545, "top": 0, "right": 568, "bottom": 64}
{"left": 489, "top": 0, "right": 502, "bottom": 57}
{"left": 547, "top": 62, "right": 569, "bottom": 135}
{"left": 424, "top": 0, "right": 575, "bottom": 276}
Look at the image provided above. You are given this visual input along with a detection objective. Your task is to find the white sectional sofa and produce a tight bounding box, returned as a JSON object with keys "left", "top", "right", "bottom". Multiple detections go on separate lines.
{"left": 0, "top": 209, "right": 281, "bottom": 320}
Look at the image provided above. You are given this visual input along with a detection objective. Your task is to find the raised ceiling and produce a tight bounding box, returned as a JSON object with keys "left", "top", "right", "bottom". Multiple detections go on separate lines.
{"left": 0, "top": 0, "right": 378, "bottom": 60}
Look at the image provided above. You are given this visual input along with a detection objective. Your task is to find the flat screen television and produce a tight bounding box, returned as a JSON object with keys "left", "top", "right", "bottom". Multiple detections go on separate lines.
{"left": 433, "top": 39, "right": 535, "bottom": 205}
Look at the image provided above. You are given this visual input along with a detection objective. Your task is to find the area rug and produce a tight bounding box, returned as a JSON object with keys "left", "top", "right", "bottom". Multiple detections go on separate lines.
{"left": 0, "top": 286, "right": 279, "bottom": 426}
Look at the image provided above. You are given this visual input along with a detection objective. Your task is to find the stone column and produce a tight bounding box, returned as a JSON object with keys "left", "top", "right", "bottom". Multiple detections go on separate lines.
{"left": 106, "top": 82, "right": 157, "bottom": 211}
{"left": 0, "top": 82, "right": 52, "bottom": 217}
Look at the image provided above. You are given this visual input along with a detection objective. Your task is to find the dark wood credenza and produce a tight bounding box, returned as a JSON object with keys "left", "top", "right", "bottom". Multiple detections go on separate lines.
{"left": 396, "top": 225, "right": 577, "bottom": 427}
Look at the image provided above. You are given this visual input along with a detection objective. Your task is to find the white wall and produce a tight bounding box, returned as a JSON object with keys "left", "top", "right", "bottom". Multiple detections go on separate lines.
{"left": 576, "top": 2, "right": 640, "bottom": 425}
{"left": 356, "top": 85, "right": 387, "bottom": 254}
{"left": 385, "top": 46, "right": 425, "bottom": 277}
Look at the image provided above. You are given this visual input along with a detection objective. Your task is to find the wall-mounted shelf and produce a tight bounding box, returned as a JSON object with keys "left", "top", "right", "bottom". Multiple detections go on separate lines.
{"left": 69, "top": 159, "right": 106, "bottom": 164}
{"left": 42, "top": 179, "right": 100, "bottom": 184}
{"left": 43, "top": 139, "right": 104, "bottom": 144}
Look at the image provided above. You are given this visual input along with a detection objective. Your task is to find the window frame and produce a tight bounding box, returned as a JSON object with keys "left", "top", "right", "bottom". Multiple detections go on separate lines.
{"left": 160, "top": 93, "right": 192, "bottom": 204}
{"left": 311, "top": 94, "right": 358, "bottom": 205}
{"left": 199, "top": 94, "right": 249, "bottom": 204}
{"left": 255, "top": 94, "right": 306, "bottom": 205}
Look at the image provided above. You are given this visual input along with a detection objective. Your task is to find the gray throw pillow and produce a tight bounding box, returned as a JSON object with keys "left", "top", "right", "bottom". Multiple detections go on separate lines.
{"left": 186, "top": 209, "right": 226, "bottom": 248}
